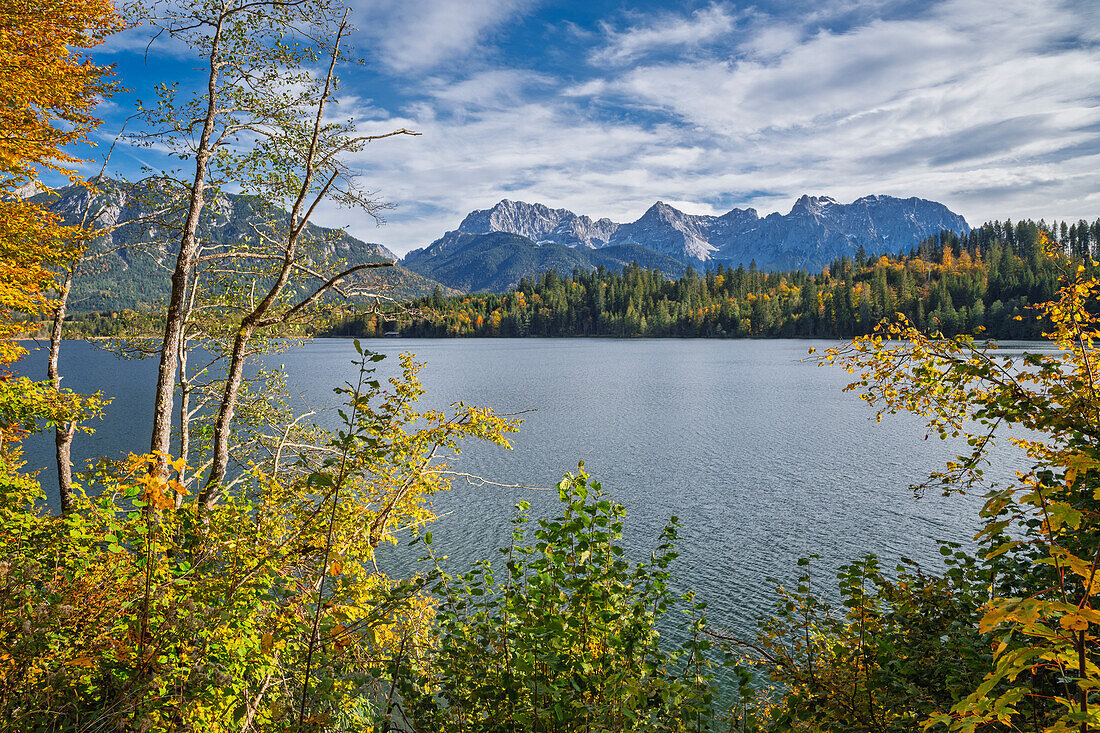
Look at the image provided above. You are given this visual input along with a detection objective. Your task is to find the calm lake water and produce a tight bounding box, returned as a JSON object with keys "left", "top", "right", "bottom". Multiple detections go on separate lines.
{"left": 17, "top": 338, "right": 1044, "bottom": 632}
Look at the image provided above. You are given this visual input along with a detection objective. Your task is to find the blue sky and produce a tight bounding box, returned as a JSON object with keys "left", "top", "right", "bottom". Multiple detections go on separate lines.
{"left": 87, "top": 0, "right": 1099, "bottom": 255}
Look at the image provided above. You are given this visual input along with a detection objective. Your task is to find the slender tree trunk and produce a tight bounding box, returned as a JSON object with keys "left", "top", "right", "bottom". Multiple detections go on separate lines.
{"left": 175, "top": 270, "right": 202, "bottom": 507}
{"left": 200, "top": 323, "right": 256, "bottom": 506}
{"left": 197, "top": 17, "right": 395, "bottom": 507}
{"left": 240, "top": 667, "right": 274, "bottom": 733}
{"left": 1081, "top": 629, "right": 1089, "bottom": 733}
{"left": 150, "top": 163, "right": 210, "bottom": 466}
{"left": 199, "top": 20, "right": 341, "bottom": 504}
{"left": 149, "top": 18, "right": 225, "bottom": 474}
{"left": 176, "top": 347, "right": 191, "bottom": 508}
{"left": 49, "top": 268, "right": 75, "bottom": 513}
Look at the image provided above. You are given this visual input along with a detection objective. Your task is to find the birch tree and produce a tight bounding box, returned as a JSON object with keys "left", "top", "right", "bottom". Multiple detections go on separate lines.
{"left": 130, "top": 0, "right": 416, "bottom": 487}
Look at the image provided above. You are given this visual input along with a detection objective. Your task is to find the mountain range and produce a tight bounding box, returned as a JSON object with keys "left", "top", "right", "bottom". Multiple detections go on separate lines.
{"left": 32, "top": 180, "right": 457, "bottom": 312}
{"left": 404, "top": 195, "right": 970, "bottom": 293}
{"left": 32, "top": 180, "right": 974, "bottom": 308}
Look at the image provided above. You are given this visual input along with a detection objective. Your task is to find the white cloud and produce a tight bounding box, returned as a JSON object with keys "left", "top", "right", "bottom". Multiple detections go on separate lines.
{"left": 302, "top": 0, "right": 1100, "bottom": 254}
{"left": 351, "top": 0, "right": 535, "bottom": 73}
{"left": 591, "top": 3, "right": 739, "bottom": 65}
{"left": 569, "top": 1, "right": 1100, "bottom": 212}
{"left": 739, "top": 23, "right": 802, "bottom": 61}
{"left": 320, "top": 99, "right": 676, "bottom": 252}
{"left": 425, "top": 69, "right": 554, "bottom": 112}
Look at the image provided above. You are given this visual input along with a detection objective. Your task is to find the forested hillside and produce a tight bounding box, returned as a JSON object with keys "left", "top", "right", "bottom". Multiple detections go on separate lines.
{"left": 351, "top": 219, "right": 1100, "bottom": 339}
{"left": 32, "top": 179, "right": 453, "bottom": 311}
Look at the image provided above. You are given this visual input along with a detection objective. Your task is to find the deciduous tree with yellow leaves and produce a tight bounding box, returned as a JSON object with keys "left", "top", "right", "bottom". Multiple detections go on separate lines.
{"left": 0, "top": 3, "right": 524, "bottom": 730}
{"left": 0, "top": 344, "right": 519, "bottom": 730}
{"left": 0, "top": 0, "right": 121, "bottom": 507}
{"left": 0, "top": 0, "right": 121, "bottom": 187}
{"left": 758, "top": 238, "right": 1100, "bottom": 732}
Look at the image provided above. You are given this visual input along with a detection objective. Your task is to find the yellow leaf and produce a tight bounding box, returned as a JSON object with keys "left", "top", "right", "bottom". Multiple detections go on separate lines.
{"left": 1060, "top": 612, "right": 1089, "bottom": 632}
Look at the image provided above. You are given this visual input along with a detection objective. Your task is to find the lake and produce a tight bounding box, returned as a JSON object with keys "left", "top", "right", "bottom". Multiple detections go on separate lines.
{"left": 16, "top": 337, "right": 1042, "bottom": 632}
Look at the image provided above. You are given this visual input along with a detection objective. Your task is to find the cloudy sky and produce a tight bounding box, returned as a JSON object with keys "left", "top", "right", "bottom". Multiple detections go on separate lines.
{"left": 92, "top": 0, "right": 1099, "bottom": 255}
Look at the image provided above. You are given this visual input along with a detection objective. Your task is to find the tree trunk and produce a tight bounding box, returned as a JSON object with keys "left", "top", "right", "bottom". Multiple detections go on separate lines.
{"left": 197, "top": 17, "right": 368, "bottom": 507}
{"left": 199, "top": 323, "right": 255, "bottom": 506}
{"left": 149, "top": 19, "right": 225, "bottom": 475}
{"left": 54, "top": 423, "right": 76, "bottom": 513}
{"left": 176, "top": 348, "right": 191, "bottom": 508}
{"left": 174, "top": 269, "right": 202, "bottom": 507}
{"left": 49, "top": 268, "right": 75, "bottom": 513}
{"left": 150, "top": 161, "right": 210, "bottom": 468}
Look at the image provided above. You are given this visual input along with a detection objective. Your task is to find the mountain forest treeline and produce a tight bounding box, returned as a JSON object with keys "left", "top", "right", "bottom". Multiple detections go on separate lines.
{"left": 341, "top": 218, "right": 1100, "bottom": 339}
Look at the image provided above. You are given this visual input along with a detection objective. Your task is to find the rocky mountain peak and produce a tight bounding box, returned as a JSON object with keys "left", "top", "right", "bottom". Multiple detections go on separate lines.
{"left": 641, "top": 201, "right": 701, "bottom": 222}
{"left": 10, "top": 181, "right": 51, "bottom": 200}
{"left": 791, "top": 195, "right": 840, "bottom": 214}
{"left": 718, "top": 206, "right": 759, "bottom": 219}
{"left": 457, "top": 199, "right": 619, "bottom": 248}
{"left": 611, "top": 201, "right": 717, "bottom": 261}
{"left": 458, "top": 200, "right": 569, "bottom": 240}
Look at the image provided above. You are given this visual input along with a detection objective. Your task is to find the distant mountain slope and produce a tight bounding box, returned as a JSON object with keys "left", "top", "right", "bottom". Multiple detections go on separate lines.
{"left": 402, "top": 193, "right": 970, "bottom": 292}
{"left": 403, "top": 231, "right": 686, "bottom": 293}
{"left": 32, "top": 179, "right": 453, "bottom": 311}
{"left": 587, "top": 243, "right": 690, "bottom": 276}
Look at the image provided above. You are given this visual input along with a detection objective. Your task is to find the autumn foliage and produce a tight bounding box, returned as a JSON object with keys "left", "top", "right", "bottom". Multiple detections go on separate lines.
{"left": 0, "top": 0, "right": 121, "bottom": 330}
{"left": 0, "top": 0, "right": 122, "bottom": 188}
{"left": 0, "top": 0, "right": 120, "bottom": 363}
{"left": 0, "top": 348, "right": 519, "bottom": 730}
{"left": 0, "top": 0, "right": 119, "bottom": 508}
{"left": 736, "top": 238, "right": 1100, "bottom": 731}
{"left": 7, "top": 0, "right": 1100, "bottom": 731}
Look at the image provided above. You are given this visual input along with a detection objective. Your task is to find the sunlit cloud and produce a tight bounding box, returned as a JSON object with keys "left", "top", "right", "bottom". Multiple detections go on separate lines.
{"left": 351, "top": 0, "right": 537, "bottom": 73}
{"left": 591, "top": 3, "right": 740, "bottom": 65}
